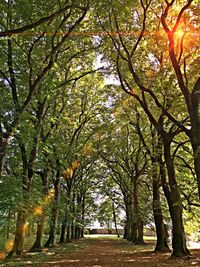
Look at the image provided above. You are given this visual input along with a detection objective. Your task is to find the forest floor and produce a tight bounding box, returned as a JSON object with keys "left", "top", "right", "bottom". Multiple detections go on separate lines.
{"left": 1, "top": 236, "right": 200, "bottom": 266}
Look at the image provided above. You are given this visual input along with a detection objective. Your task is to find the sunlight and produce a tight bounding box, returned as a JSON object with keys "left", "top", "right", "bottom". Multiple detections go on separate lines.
{"left": 5, "top": 240, "right": 14, "bottom": 252}
{"left": 175, "top": 28, "right": 184, "bottom": 40}
{"left": 22, "top": 222, "right": 29, "bottom": 233}
{"left": 33, "top": 206, "right": 43, "bottom": 216}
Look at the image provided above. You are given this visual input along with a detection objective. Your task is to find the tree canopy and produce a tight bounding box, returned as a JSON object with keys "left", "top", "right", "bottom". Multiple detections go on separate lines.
{"left": 0, "top": 0, "right": 199, "bottom": 260}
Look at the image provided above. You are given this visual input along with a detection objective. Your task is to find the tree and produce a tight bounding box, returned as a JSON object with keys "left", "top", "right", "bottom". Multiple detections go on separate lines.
{"left": 96, "top": 0, "right": 197, "bottom": 256}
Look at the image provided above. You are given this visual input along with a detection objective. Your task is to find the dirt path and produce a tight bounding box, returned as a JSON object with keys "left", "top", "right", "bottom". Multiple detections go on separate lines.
{"left": 40, "top": 238, "right": 200, "bottom": 267}
{"left": 2, "top": 237, "right": 200, "bottom": 266}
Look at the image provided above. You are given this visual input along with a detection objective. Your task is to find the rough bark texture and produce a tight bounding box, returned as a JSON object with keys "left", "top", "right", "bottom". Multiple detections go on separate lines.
{"left": 6, "top": 210, "right": 27, "bottom": 257}
{"left": 135, "top": 220, "right": 146, "bottom": 245}
{"left": 163, "top": 140, "right": 189, "bottom": 256}
{"left": 152, "top": 158, "right": 170, "bottom": 252}
{"left": 30, "top": 215, "right": 45, "bottom": 251}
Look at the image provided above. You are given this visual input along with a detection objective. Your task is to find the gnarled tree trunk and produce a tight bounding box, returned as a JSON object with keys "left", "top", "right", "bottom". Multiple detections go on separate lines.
{"left": 163, "top": 139, "right": 189, "bottom": 256}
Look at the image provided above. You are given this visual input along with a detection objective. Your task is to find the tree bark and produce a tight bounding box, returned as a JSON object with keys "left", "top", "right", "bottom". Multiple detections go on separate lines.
{"left": 6, "top": 209, "right": 27, "bottom": 257}
{"left": 0, "top": 136, "right": 9, "bottom": 178}
{"left": 192, "top": 142, "right": 200, "bottom": 199}
{"left": 30, "top": 215, "right": 45, "bottom": 251}
{"left": 81, "top": 195, "right": 85, "bottom": 238}
{"left": 112, "top": 202, "right": 120, "bottom": 238}
{"left": 135, "top": 219, "right": 145, "bottom": 245}
{"left": 163, "top": 139, "right": 189, "bottom": 256}
{"left": 152, "top": 158, "right": 170, "bottom": 252}
{"left": 66, "top": 225, "right": 72, "bottom": 242}
{"left": 59, "top": 221, "right": 66, "bottom": 243}
{"left": 30, "top": 169, "right": 49, "bottom": 251}
{"left": 44, "top": 176, "right": 60, "bottom": 247}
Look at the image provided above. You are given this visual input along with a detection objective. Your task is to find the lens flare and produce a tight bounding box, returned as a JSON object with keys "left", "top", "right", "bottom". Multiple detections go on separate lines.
{"left": 34, "top": 206, "right": 43, "bottom": 215}
{"left": 175, "top": 29, "right": 184, "bottom": 39}
{"left": 5, "top": 240, "right": 14, "bottom": 252}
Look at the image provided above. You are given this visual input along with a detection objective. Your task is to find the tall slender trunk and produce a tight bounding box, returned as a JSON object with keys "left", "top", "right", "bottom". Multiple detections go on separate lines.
{"left": 132, "top": 182, "right": 145, "bottom": 245}
{"left": 0, "top": 136, "right": 9, "bottom": 177}
{"left": 123, "top": 223, "right": 128, "bottom": 239}
{"left": 81, "top": 195, "right": 85, "bottom": 238}
{"left": 191, "top": 140, "right": 200, "bottom": 199}
{"left": 71, "top": 224, "right": 75, "bottom": 240}
{"left": 152, "top": 158, "right": 170, "bottom": 252}
{"left": 66, "top": 225, "right": 71, "bottom": 242}
{"left": 112, "top": 202, "right": 120, "bottom": 238}
{"left": 30, "top": 169, "right": 49, "bottom": 251}
{"left": 6, "top": 209, "right": 12, "bottom": 240}
{"left": 44, "top": 176, "right": 60, "bottom": 247}
{"left": 59, "top": 219, "right": 67, "bottom": 243}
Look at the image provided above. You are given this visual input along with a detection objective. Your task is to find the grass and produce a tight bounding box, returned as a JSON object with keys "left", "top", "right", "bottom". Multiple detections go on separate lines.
{"left": 0, "top": 238, "right": 88, "bottom": 266}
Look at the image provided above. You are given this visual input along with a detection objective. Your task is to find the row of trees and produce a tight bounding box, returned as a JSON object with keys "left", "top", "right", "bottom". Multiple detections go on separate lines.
{"left": 0, "top": 0, "right": 199, "bottom": 259}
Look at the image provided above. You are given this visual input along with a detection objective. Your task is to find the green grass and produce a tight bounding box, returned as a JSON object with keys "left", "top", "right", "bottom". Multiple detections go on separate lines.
{"left": 1, "top": 238, "right": 88, "bottom": 266}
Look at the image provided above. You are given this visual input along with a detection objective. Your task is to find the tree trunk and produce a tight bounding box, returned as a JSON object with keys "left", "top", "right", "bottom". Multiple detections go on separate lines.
{"left": 112, "top": 202, "right": 120, "bottom": 238}
{"left": 135, "top": 219, "right": 145, "bottom": 245}
{"left": 152, "top": 158, "right": 170, "bottom": 252}
{"left": 6, "top": 174, "right": 31, "bottom": 257}
{"left": 59, "top": 222, "right": 66, "bottom": 243}
{"left": 71, "top": 224, "right": 75, "bottom": 240}
{"left": 66, "top": 225, "right": 72, "bottom": 242}
{"left": 6, "top": 209, "right": 27, "bottom": 257}
{"left": 30, "top": 215, "right": 45, "bottom": 251}
{"left": 0, "top": 136, "right": 9, "bottom": 178}
{"left": 81, "top": 228, "right": 84, "bottom": 238}
{"left": 163, "top": 140, "right": 189, "bottom": 256}
{"left": 75, "top": 226, "right": 78, "bottom": 239}
{"left": 124, "top": 195, "right": 136, "bottom": 242}
{"left": 132, "top": 177, "right": 140, "bottom": 244}
{"left": 81, "top": 195, "right": 85, "bottom": 238}
{"left": 6, "top": 209, "right": 12, "bottom": 240}
{"left": 44, "top": 177, "right": 60, "bottom": 247}
{"left": 192, "top": 142, "right": 200, "bottom": 199}
{"left": 30, "top": 169, "right": 49, "bottom": 251}
{"left": 123, "top": 224, "right": 128, "bottom": 239}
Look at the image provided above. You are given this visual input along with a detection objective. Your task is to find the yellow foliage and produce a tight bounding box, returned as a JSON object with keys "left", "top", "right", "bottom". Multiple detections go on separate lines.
{"left": 45, "top": 189, "right": 55, "bottom": 202}
{"left": 81, "top": 144, "right": 93, "bottom": 156}
{"left": 113, "top": 109, "right": 121, "bottom": 118}
{"left": 64, "top": 167, "right": 73, "bottom": 178}
{"left": 122, "top": 99, "right": 129, "bottom": 106}
{"left": 71, "top": 160, "right": 80, "bottom": 170}
{"left": 146, "top": 70, "right": 156, "bottom": 78}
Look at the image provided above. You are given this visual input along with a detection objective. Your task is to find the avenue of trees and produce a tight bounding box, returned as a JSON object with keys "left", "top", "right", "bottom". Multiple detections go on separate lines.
{"left": 0, "top": 0, "right": 199, "bottom": 259}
